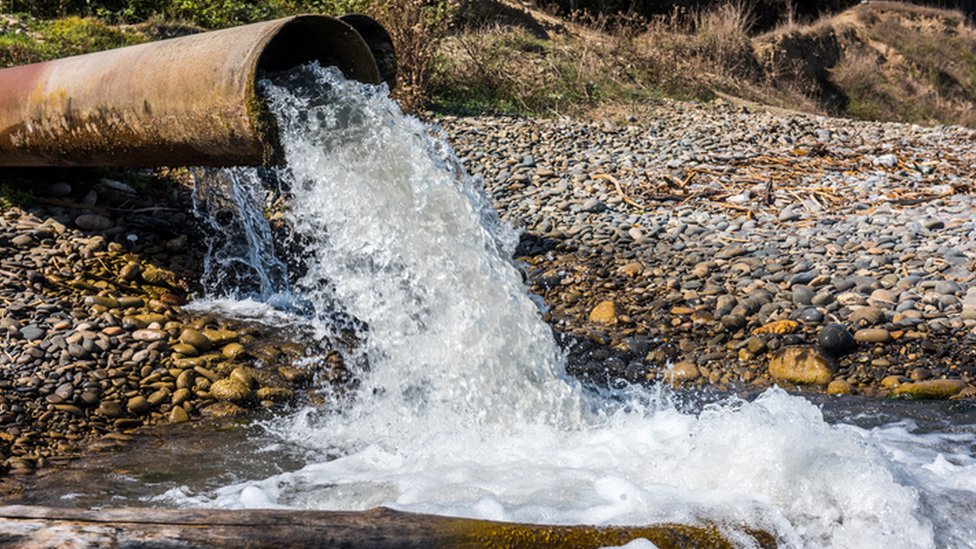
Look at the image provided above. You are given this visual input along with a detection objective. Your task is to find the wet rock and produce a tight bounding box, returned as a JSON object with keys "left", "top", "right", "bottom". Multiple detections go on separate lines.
{"left": 179, "top": 328, "right": 211, "bottom": 352}
{"left": 96, "top": 401, "right": 123, "bottom": 418}
{"left": 169, "top": 406, "right": 190, "bottom": 423}
{"left": 203, "top": 329, "right": 238, "bottom": 347}
{"left": 666, "top": 361, "right": 700, "bottom": 382}
{"left": 827, "top": 379, "right": 854, "bottom": 395}
{"left": 126, "top": 396, "right": 150, "bottom": 415}
{"left": 171, "top": 343, "right": 199, "bottom": 357}
{"left": 256, "top": 387, "right": 294, "bottom": 402}
{"left": 818, "top": 324, "right": 855, "bottom": 357}
{"left": 201, "top": 402, "right": 245, "bottom": 418}
{"left": 210, "top": 378, "right": 251, "bottom": 403}
{"left": 892, "top": 379, "right": 967, "bottom": 399}
{"left": 768, "top": 346, "right": 834, "bottom": 385}
{"left": 118, "top": 262, "right": 141, "bottom": 282}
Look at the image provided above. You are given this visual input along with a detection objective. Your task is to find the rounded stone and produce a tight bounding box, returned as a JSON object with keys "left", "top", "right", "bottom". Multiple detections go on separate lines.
{"left": 588, "top": 301, "right": 618, "bottom": 324}
{"left": 892, "top": 379, "right": 967, "bottom": 400}
{"left": 798, "top": 308, "right": 824, "bottom": 324}
{"left": 667, "top": 361, "right": 700, "bottom": 382}
{"left": 179, "top": 328, "right": 211, "bottom": 352}
{"left": 169, "top": 406, "right": 190, "bottom": 423}
{"left": 854, "top": 328, "right": 891, "bottom": 344}
{"left": 818, "top": 324, "right": 856, "bottom": 357}
{"left": 74, "top": 214, "right": 112, "bottom": 230}
{"left": 222, "top": 343, "right": 246, "bottom": 360}
{"left": 768, "top": 346, "right": 834, "bottom": 385}
{"left": 210, "top": 379, "right": 251, "bottom": 403}
{"left": 127, "top": 396, "right": 150, "bottom": 415}
{"left": 256, "top": 387, "right": 294, "bottom": 402}
{"left": 827, "top": 379, "right": 854, "bottom": 395}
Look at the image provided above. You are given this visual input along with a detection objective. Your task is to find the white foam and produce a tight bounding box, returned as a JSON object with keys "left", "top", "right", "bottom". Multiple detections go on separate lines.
{"left": 172, "top": 65, "right": 976, "bottom": 549}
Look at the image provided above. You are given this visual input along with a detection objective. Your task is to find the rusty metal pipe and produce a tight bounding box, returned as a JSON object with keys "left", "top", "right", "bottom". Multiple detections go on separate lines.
{"left": 0, "top": 14, "right": 395, "bottom": 167}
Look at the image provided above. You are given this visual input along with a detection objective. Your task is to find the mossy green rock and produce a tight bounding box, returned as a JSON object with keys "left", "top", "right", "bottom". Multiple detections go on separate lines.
{"left": 179, "top": 328, "right": 211, "bottom": 352}
{"left": 222, "top": 342, "right": 246, "bottom": 360}
{"left": 892, "top": 379, "right": 967, "bottom": 399}
{"left": 203, "top": 328, "right": 238, "bottom": 347}
{"left": 210, "top": 378, "right": 251, "bottom": 403}
{"left": 256, "top": 387, "right": 294, "bottom": 402}
{"left": 229, "top": 367, "right": 254, "bottom": 388}
{"left": 171, "top": 343, "right": 199, "bottom": 357}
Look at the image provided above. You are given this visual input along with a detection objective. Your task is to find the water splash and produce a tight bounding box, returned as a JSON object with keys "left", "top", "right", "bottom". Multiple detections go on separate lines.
{"left": 179, "top": 64, "right": 976, "bottom": 548}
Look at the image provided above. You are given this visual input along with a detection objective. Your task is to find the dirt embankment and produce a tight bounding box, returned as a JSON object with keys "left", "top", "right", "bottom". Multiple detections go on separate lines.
{"left": 754, "top": 1, "right": 976, "bottom": 126}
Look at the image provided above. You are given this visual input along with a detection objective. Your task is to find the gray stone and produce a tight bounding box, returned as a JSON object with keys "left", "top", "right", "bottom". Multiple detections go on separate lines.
{"left": 74, "top": 214, "right": 112, "bottom": 231}
{"left": 19, "top": 325, "right": 45, "bottom": 341}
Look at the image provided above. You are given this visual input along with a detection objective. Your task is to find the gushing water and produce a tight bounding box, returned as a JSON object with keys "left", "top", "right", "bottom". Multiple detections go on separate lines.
{"left": 176, "top": 64, "right": 976, "bottom": 548}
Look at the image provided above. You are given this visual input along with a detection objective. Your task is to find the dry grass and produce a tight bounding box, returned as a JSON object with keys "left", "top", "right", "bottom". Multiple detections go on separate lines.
{"left": 432, "top": 1, "right": 767, "bottom": 116}
{"left": 363, "top": 0, "right": 457, "bottom": 113}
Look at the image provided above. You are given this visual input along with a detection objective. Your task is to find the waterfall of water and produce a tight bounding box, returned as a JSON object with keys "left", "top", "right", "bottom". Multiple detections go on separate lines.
{"left": 175, "top": 63, "right": 975, "bottom": 549}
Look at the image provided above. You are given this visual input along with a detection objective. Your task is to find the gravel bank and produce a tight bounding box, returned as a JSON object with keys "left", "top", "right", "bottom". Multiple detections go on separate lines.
{"left": 0, "top": 175, "right": 333, "bottom": 475}
{"left": 2, "top": 98, "right": 975, "bottom": 476}
{"left": 441, "top": 99, "right": 976, "bottom": 399}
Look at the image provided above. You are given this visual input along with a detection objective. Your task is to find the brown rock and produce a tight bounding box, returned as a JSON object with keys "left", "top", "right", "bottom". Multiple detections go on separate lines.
{"left": 619, "top": 263, "right": 643, "bottom": 276}
{"left": 768, "top": 346, "right": 834, "bottom": 385}
{"left": 853, "top": 329, "right": 891, "bottom": 343}
{"left": 132, "top": 329, "right": 167, "bottom": 342}
{"left": 127, "top": 396, "right": 150, "bottom": 415}
{"left": 201, "top": 402, "right": 245, "bottom": 418}
{"left": 589, "top": 301, "right": 618, "bottom": 324}
{"left": 169, "top": 406, "right": 190, "bottom": 423}
{"left": 222, "top": 342, "right": 246, "bottom": 360}
{"left": 892, "top": 379, "right": 967, "bottom": 400}
{"left": 827, "top": 379, "right": 854, "bottom": 396}
{"left": 203, "top": 329, "right": 239, "bottom": 347}
{"left": 667, "top": 361, "right": 700, "bottom": 383}
{"left": 210, "top": 379, "right": 251, "bottom": 403}
{"left": 256, "top": 387, "right": 294, "bottom": 402}
{"left": 171, "top": 388, "right": 192, "bottom": 406}
{"left": 179, "top": 328, "right": 211, "bottom": 352}
{"left": 880, "top": 375, "right": 903, "bottom": 389}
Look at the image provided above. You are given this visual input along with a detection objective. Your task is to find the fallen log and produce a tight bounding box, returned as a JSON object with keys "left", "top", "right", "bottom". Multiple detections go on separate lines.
{"left": 0, "top": 505, "right": 776, "bottom": 548}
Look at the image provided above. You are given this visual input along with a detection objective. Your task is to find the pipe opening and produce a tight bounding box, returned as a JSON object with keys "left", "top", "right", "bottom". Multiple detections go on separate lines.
{"left": 253, "top": 16, "right": 383, "bottom": 165}
{"left": 257, "top": 16, "right": 381, "bottom": 86}
{"left": 339, "top": 14, "right": 397, "bottom": 90}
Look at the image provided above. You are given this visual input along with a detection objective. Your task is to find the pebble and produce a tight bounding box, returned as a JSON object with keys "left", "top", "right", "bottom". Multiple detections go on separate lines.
{"left": 854, "top": 328, "right": 891, "bottom": 343}
{"left": 74, "top": 214, "right": 112, "bottom": 230}
{"left": 827, "top": 379, "right": 854, "bottom": 395}
{"left": 588, "top": 301, "right": 618, "bottom": 324}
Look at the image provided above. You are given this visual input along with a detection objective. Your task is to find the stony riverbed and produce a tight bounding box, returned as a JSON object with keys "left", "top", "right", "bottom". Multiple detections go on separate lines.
{"left": 1, "top": 98, "right": 975, "bottom": 475}
{"left": 442, "top": 99, "right": 976, "bottom": 399}
{"left": 0, "top": 174, "right": 342, "bottom": 475}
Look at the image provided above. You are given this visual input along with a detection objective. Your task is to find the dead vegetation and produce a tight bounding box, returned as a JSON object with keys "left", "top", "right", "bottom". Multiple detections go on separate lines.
{"left": 434, "top": 0, "right": 976, "bottom": 127}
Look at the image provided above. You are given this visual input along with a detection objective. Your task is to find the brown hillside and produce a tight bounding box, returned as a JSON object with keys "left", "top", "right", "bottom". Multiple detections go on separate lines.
{"left": 754, "top": 1, "right": 976, "bottom": 126}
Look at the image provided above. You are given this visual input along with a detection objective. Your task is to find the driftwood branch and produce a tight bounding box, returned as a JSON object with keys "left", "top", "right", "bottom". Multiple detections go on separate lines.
{"left": 0, "top": 505, "right": 775, "bottom": 548}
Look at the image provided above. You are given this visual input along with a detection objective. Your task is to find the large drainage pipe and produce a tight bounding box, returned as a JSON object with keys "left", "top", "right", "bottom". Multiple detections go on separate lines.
{"left": 0, "top": 14, "right": 395, "bottom": 167}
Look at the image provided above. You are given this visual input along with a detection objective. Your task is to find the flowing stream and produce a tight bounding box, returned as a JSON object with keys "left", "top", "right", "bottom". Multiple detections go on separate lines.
{"left": 43, "top": 64, "right": 976, "bottom": 548}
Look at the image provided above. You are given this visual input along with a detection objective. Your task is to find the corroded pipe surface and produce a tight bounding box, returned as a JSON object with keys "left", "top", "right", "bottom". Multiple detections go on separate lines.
{"left": 0, "top": 15, "right": 394, "bottom": 167}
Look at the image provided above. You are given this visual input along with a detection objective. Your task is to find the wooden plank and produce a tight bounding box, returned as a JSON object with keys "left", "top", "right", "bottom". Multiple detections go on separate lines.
{"left": 0, "top": 505, "right": 776, "bottom": 548}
